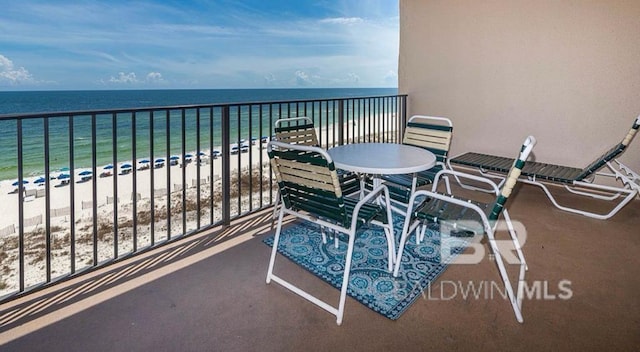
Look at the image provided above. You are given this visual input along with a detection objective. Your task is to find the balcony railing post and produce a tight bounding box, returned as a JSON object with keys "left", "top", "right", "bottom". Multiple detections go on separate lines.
{"left": 44, "top": 117, "right": 51, "bottom": 282}
{"left": 401, "top": 95, "right": 408, "bottom": 141}
{"left": 195, "top": 108, "right": 201, "bottom": 229}
{"left": 165, "top": 110, "right": 171, "bottom": 240}
{"left": 132, "top": 112, "right": 138, "bottom": 252}
{"left": 91, "top": 113, "right": 98, "bottom": 265}
{"left": 17, "top": 119, "right": 25, "bottom": 292}
{"left": 181, "top": 109, "right": 187, "bottom": 235}
{"left": 112, "top": 112, "right": 119, "bottom": 257}
{"left": 69, "top": 116, "right": 76, "bottom": 274}
{"left": 338, "top": 100, "right": 344, "bottom": 145}
{"left": 149, "top": 111, "right": 155, "bottom": 246}
{"left": 221, "top": 105, "right": 231, "bottom": 226}
{"left": 209, "top": 107, "right": 214, "bottom": 225}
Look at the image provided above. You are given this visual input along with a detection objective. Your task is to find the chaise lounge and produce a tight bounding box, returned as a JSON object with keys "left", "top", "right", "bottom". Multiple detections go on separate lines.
{"left": 448, "top": 116, "right": 639, "bottom": 220}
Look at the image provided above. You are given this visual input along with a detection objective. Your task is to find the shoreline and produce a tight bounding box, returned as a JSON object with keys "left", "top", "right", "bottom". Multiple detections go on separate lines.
{"left": 0, "top": 141, "right": 257, "bottom": 185}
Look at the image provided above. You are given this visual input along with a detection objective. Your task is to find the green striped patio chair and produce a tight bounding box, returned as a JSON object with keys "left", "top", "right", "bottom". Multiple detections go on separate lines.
{"left": 271, "top": 117, "right": 360, "bottom": 226}
{"left": 273, "top": 116, "right": 320, "bottom": 146}
{"left": 380, "top": 115, "right": 454, "bottom": 207}
{"left": 266, "top": 141, "right": 395, "bottom": 325}
{"left": 394, "top": 136, "right": 537, "bottom": 323}
{"left": 448, "top": 115, "right": 640, "bottom": 220}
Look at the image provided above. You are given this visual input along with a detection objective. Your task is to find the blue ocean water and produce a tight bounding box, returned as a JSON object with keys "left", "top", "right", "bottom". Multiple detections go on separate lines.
{"left": 0, "top": 88, "right": 397, "bottom": 181}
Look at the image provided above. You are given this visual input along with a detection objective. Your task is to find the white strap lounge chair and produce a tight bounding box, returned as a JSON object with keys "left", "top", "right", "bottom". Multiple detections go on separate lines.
{"left": 266, "top": 141, "right": 395, "bottom": 325}
{"left": 448, "top": 116, "right": 639, "bottom": 220}
{"left": 395, "top": 136, "right": 537, "bottom": 323}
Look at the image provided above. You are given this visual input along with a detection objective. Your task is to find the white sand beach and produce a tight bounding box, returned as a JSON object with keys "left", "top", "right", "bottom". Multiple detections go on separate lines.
{"left": 0, "top": 141, "right": 275, "bottom": 292}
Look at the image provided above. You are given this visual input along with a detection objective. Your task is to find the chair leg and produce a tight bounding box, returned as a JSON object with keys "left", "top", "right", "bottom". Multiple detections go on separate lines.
{"left": 564, "top": 183, "right": 624, "bottom": 201}
{"left": 416, "top": 223, "right": 427, "bottom": 245}
{"left": 320, "top": 226, "right": 328, "bottom": 244}
{"left": 500, "top": 210, "right": 528, "bottom": 310}
{"left": 266, "top": 208, "right": 285, "bottom": 284}
{"left": 370, "top": 219, "right": 396, "bottom": 272}
{"left": 393, "top": 218, "right": 421, "bottom": 277}
{"left": 266, "top": 209, "right": 352, "bottom": 325}
{"left": 443, "top": 175, "right": 452, "bottom": 195}
{"left": 271, "top": 189, "right": 281, "bottom": 229}
{"left": 383, "top": 227, "right": 394, "bottom": 271}
{"left": 385, "top": 200, "right": 396, "bottom": 271}
{"left": 485, "top": 228, "right": 524, "bottom": 323}
{"left": 336, "top": 230, "right": 357, "bottom": 325}
{"left": 521, "top": 179, "right": 638, "bottom": 220}
{"left": 502, "top": 210, "right": 528, "bottom": 271}
{"left": 319, "top": 227, "right": 338, "bottom": 248}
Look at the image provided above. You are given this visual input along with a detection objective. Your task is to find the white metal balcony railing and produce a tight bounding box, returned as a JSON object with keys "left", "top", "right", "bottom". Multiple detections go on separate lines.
{"left": 0, "top": 94, "right": 407, "bottom": 303}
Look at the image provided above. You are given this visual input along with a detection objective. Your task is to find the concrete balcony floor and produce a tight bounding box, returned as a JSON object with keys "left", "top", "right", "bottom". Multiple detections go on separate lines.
{"left": 1, "top": 183, "right": 638, "bottom": 351}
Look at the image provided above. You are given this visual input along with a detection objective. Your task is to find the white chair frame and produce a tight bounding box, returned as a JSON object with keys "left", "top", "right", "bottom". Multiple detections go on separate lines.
{"left": 448, "top": 116, "right": 639, "bottom": 220}
{"left": 395, "top": 136, "right": 537, "bottom": 323}
{"left": 266, "top": 141, "right": 395, "bottom": 326}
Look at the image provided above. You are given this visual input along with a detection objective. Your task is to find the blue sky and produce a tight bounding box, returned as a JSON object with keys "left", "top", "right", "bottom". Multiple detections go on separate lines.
{"left": 0, "top": 0, "right": 398, "bottom": 90}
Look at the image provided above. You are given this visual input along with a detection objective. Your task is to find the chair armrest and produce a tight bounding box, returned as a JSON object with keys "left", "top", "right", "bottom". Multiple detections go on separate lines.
{"left": 432, "top": 169, "right": 500, "bottom": 195}
{"left": 406, "top": 189, "right": 492, "bottom": 232}
{"left": 355, "top": 183, "right": 389, "bottom": 208}
{"left": 350, "top": 184, "right": 392, "bottom": 230}
{"left": 268, "top": 141, "right": 332, "bottom": 161}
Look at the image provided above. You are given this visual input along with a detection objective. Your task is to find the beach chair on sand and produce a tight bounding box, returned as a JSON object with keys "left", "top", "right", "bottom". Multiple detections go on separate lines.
{"left": 394, "top": 136, "right": 537, "bottom": 323}
{"left": 266, "top": 141, "right": 395, "bottom": 325}
{"left": 271, "top": 117, "right": 360, "bottom": 227}
{"left": 448, "top": 116, "right": 640, "bottom": 220}
{"left": 380, "top": 115, "right": 453, "bottom": 208}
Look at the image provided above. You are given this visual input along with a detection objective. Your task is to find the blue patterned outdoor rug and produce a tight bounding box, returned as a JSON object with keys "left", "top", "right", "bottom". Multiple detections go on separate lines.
{"left": 263, "top": 217, "right": 472, "bottom": 320}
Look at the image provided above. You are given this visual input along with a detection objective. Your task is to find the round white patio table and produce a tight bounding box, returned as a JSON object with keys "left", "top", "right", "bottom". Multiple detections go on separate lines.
{"left": 327, "top": 143, "right": 436, "bottom": 175}
{"left": 328, "top": 142, "right": 437, "bottom": 215}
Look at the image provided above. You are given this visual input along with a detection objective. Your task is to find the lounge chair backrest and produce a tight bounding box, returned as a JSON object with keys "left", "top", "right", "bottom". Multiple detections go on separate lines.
{"left": 268, "top": 141, "right": 347, "bottom": 226}
{"left": 274, "top": 117, "right": 319, "bottom": 147}
{"left": 488, "top": 136, "right": 537, "bottom": 221}
{"left": 402, "top": 115, "right": 453, "bottom": 163}
{"left": 622, "top": 115, "right": 640, "bottom": 146}
{"left": 576, "top": 115, "right": 640, "bottom": 180}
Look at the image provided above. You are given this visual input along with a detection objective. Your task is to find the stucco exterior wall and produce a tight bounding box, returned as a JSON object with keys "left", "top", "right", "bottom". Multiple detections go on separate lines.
{"left": 399, "top": 0, "right": 640, "bottom": 173}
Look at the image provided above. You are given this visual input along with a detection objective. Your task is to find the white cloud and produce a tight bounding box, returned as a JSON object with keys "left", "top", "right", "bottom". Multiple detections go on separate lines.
{"left": 320, "top": 17, "right": 364, "bottom": 25}
{"left": 294, "top": 70, "right": 313, "bottom": 86}
{"left": 109, "top": 72, "right": 138, "bottom": 84}
{"left": 0, "top": 1, "right": 398, "bottom": 89}
{"left": 105, "top": 71, "right": 166, "bottom": 85}
{"left": 146, "top": 71, "right": 163, "bottom": 82}
{"left": 0, "top": 54, "right": 35, "bottom": 85}
{"left": 263, "top": 72, "right": 277, "bottom": 85}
